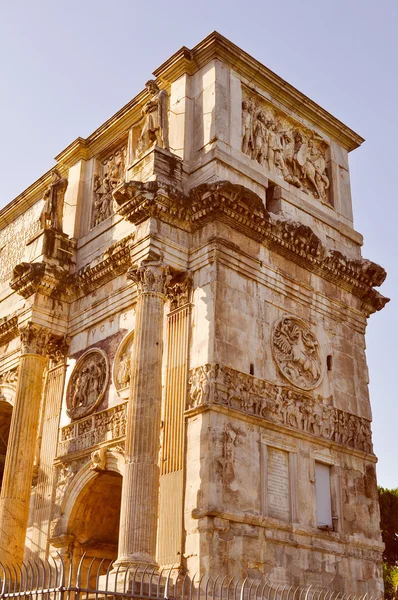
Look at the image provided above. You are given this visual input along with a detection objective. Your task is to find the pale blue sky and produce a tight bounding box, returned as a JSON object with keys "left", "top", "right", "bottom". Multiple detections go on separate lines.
{"left": 0, "top": 0, "right": 396, "bottom": 487}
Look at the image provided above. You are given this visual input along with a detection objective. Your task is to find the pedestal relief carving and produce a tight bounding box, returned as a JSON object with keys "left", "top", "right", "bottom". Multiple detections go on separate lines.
{"left": 242, "top": 90, "right": 330, "bottom": 203}
{"left": 272, "top": 316, "right": 323, "bottom": 390}
{"left": 113, "top": 331, "right": 134, "bottom": 399}
{"left": 66, "top": 349, "right": 109, "bottom": 420}
{"left": 188, "top": 363, "right": 372, "bottom": 454}
{"left": 135, "top": 80, "right": 169, "bottom": 158}
{"left": 92, "top": 145, "right": 127, "bottom": 228}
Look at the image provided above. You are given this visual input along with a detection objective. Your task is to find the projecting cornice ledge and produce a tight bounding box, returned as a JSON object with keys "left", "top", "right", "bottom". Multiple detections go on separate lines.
{"left": 114, "top": 180, "right": 388, "bottom": 316}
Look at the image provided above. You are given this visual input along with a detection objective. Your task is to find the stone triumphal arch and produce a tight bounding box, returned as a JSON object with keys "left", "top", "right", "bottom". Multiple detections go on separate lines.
{"left": 0, "top": 32, "right": 389, "bottom": 597}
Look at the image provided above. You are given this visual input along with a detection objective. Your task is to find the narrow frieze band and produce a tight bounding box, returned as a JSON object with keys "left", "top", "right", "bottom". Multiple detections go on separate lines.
{"left": 188, "top": 363, "right": 373, "bottom": 454}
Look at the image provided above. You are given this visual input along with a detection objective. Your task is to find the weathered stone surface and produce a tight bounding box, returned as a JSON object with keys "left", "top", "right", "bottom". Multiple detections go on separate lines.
{"left": 0, "top": 32, "right": 386, "bottom": 598}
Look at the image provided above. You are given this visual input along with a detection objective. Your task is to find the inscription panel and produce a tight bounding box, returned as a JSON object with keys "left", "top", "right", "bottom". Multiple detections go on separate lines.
{"left": 0, "top": 201, "right": 42, "bottom": 282}
{"left": 267, "top": 446, "right": 290, "bottom": 521}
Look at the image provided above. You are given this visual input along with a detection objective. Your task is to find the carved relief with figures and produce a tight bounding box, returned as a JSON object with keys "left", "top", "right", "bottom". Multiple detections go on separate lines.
{"left": 272, "top": 316, "right": 323, "bottom": 390}
{"left": 113, "top": 331, "right": 134, "bottom": 399}
{"left": 188, "top": 363, "right": 372, "bottom": 454}
{"left": 242, "top": 89, "right": 330, "bottom": 203}
{"left": 66, "top": 349, "right": 109, "bottom": 420}
{"left": 92, "top": 145, "right": 127, "bottom": 227}
{"left": 58, "top": 403, "right": 127, "bottom": 456}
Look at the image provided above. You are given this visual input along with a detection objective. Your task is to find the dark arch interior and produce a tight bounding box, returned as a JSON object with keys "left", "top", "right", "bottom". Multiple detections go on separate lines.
{"left": 67, "top": 470, "right": 122, "bottom": 562}
{"left": 0, "top": 401, "right": 12, "bottom": 490}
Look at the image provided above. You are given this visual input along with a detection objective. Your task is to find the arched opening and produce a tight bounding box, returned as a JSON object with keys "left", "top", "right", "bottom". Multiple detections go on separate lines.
{"left": 0, "top": 397, "right": 13, "bottom": 490}
{"left": 67, "top": 470, "right": 122, "bottom": 569}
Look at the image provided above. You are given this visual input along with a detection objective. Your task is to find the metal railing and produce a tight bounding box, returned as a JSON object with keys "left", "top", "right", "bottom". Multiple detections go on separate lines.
{"left": 0, "top": 555, "right": 382, "bottom": 600}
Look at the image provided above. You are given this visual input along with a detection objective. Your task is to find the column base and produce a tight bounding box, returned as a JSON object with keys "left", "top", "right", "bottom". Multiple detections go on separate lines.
{"left": 99, "top": 558, "right": 161, "bottom": 594}
{"left": 113, "top": 551, "right": 159, "bottom": 569}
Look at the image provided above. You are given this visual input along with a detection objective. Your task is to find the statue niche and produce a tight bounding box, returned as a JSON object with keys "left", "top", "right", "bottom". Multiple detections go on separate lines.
{"left": 91, "top": 146, "right": 127, "bottom": 228}
{"left": 241, "top": 91, "right": 330, "bottom": 203}
{"left": 66, "top": 349, "right": 109, "bottom": 420}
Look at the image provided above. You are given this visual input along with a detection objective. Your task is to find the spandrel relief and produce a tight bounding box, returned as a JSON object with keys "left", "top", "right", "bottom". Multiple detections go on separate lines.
{"left": 66, "top": 348, "right": 109, "bottom": 420}
{"left": 242, "top": 90, "right": 330, "bottom": 203}
{"left": 113, "top": 330, "right": 134, "bottom": 399}
{"left": 272, "top": 316, "right": 323, "bottom": 390}
{"left": 91, "top": 145, "right": 127, "bottom": 228}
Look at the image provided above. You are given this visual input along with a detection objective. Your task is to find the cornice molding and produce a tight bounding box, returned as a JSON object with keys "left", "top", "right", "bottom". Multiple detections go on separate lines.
{"left": 114, "top": 179, "right": 388, "bottom": 315}
{"left": 10, "top": 262, "right": 71, "bottom": 301}
{"left": 114, "top": 181, "right": 190, "bottom": 230}
{"left": 0, "top": 314, "right": 19, "bottom": 347}
{"left": 70, "top": 233, "right": 135, "bottom": 297}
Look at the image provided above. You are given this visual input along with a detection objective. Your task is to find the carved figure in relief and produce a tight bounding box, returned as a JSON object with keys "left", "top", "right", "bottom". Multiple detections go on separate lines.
{"left": 66, "top": 349, "right": 109, "bottom": 420}
{"left": 187, "top": 362, "right": 373, "bottom": 455}
{"left": 253, "top": 111, "right": 269, "bottom": 165}
{"left": 92, "top": 147, "right": 126, "bottom": 228}
{"left": 40, "top": 169, "right": 68, "bottom": 233}
{"left": 272, "top": 316, "right": 322, "bottom": 390}
{"left": 117, "top": 353, "right": 131, "bottom": 388}
{"left": 241, "top": 92, "right": 330, "bottom": 202}
{"left": 136, "top": 80, "right": 169, "bottom": 157}
{"left": 241, "top": 99, "right": 254, "bottom": 155}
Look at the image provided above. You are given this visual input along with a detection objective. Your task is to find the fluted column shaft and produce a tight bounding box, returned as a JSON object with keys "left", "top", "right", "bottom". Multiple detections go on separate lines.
{"left": 0, "top": 324, "right": 51, "bottom": 565}
{"left": 117, "top": 261, "right": 170, "bottom": 566}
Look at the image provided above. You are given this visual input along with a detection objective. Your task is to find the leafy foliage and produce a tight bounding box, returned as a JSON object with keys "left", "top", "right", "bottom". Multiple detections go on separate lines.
{"left": 379, "top": 487, "right": 398, "bottom": 598}
{"left": 379, "top": 487, "right": 398, "bottom": 565}
{"left": 383, "top": 563, "right": 398, "bottom": 600}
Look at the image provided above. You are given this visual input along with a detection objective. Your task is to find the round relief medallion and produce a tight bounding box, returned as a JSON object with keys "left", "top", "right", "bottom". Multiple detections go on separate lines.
{"left": 66, "top": 348, "right": 109, "bottom": 420}
{"left": 272, "top": 316, "right": 323, "bottom": 390}
{"left": 113, "top": 330, "right": 134, "bottom": 399}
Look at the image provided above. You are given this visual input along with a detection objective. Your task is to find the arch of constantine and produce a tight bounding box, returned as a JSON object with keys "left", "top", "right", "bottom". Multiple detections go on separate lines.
{"left": 0, "top": 32, "right": 389, "bottom": 596}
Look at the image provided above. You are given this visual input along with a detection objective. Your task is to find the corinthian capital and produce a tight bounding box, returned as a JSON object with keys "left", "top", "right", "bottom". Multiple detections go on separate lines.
{"left": 19, "top": 323, "right": 51, "bottom": 356}
{"left": 127, "top": 260, "right": 172, "bottom": 297}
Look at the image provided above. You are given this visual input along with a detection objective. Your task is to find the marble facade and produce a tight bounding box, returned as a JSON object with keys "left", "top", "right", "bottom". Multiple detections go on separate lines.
{"left": 0, "top": 32, "right": 389, "bottom": 596}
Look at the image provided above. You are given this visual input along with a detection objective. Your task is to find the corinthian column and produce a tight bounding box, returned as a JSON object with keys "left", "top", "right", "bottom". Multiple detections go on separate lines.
{"left": 0, "top": 324, "right": 51, "bottom": 565}
{"left": 117, "top": 259, "right": 171, "bottom": 566}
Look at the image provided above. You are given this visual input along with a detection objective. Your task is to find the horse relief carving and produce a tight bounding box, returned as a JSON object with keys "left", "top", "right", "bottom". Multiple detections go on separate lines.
{"left": 272, "top": 316, "right": 323, "bottom": 390}
{"left": 66, "top": 349, "right": 109, "bottom": 419}
{"left": 242, "top": 91, "right": 330, "bottom": 203}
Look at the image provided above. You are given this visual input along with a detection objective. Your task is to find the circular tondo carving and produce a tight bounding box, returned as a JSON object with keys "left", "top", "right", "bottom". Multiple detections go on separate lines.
{"left": 66, "top": 349, "right": 109, "bottom": 420}
{"left": 272, "top": 316, "right": 323, "bottom": 390}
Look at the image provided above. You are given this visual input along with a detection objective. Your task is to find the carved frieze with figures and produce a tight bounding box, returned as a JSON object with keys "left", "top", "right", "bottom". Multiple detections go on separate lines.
{"left": 66, "top": 349, "right": 109, "bottom": 420}
{"left": 272, "top": 316, "right": 323, "bottom": 390}
{"left": 92, "top": 145, "right": 127, "bottom": 228}
{"left": 58, "top": 402, "right": 127, "bottom": 456}
{"left": 188, "top": 363, "right": 372, "bottom": 454}
{"left": 242, "top": 89, "right": 330, "bottom": 203}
